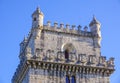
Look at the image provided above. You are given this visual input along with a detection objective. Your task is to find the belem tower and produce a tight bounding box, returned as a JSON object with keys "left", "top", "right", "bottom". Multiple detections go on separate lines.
{"left": 12, "top": 7, "right": 115, "bottom": 83}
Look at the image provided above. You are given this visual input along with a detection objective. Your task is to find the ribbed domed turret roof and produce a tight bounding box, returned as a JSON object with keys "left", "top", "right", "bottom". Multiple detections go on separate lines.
{"left": 89, "top": 16, "right": 100, "bottom": 27}
{"left": 32, "top": 7, "right": 44, "bottom": 16}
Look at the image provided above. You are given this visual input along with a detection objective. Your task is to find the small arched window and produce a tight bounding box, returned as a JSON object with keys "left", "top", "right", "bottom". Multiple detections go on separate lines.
{"left": 65, "top": 49, "right": 69, "bottom": 59}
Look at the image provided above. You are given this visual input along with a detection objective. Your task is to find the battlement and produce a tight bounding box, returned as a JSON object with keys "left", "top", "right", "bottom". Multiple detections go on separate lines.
{"left": 43, "top": 21, "right": 92, "bottom": 37}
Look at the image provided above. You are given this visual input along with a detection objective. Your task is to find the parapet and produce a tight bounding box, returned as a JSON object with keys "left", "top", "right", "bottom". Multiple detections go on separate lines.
{"left": 43, "top": 21, "right": 93, "bottom": 37}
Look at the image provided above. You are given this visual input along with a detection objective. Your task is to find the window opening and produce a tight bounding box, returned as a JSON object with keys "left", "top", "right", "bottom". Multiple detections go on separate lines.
{"left": 65, "top": 49, "right": 69, "bottom": 59}
{"left": 66, "top": 75, "right": 70, "bottom": 83}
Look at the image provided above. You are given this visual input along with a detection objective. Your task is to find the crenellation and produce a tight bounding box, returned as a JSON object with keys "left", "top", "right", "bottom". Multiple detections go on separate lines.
{"left": 54, "top": 21, "right": 58, "bottom": 28}
{"left": 43, "top": 24, "right": 93, "bottom": 38}
{"left": 78, "top": 25, "right": 82, "bottom": 30}
{"left": 66, "top": 24, "right": 70, "bottom": 29}
{"left": 60, "top": 23, "right": 64, "bottom": 28}
{"left": 72, "top": 25, "right": 76, "bottom": 30}
{"left": 84, "top": 26, "right": 88, "bottom": 32}
{"left": 47, "top": 21, "right": 51, "bottom": 27}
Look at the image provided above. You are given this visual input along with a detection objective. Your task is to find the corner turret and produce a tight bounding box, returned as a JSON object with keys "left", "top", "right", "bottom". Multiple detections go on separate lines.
{"left": 89, "top": 16, "right": 101, "bottom": 48}
{"left": 31, "top": 7, "right": 44, "bottom": 39}
{"left": 89, "top": 16, "right": 101, "bottom": 37}
{"left": 32, "top": 7, "right": 44, "bottom": 28}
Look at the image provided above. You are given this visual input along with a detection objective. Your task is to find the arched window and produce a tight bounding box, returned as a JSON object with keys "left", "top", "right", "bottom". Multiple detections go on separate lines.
{"left": 65, "top": 49, "right": 69, "bottom": 59}
{"left": 62, "top": 43, "right": 76, "bottom": 61}
{"left": 71, "top": 76, "right": 76, "bottom": 83}
{"left": 66, "top": 75, "right": 70, "bottom": 83}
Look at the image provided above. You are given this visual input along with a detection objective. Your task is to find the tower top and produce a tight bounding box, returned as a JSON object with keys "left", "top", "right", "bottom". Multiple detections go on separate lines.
{"left": 89, "top": 16, "right": 100, "bottom": 27}
{"left": 32, "top": 7, "right": 44, "bottom": 28}
{"left": 32, "top": 7, "right": 44, "bottom": 16}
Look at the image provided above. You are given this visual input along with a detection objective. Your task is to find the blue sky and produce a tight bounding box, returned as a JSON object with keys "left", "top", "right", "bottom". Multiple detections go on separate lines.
{"left": 0, "top": 0, "right": 120, "bottom": 83}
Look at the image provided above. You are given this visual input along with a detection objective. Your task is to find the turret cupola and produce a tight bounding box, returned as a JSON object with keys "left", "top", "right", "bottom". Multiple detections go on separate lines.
{"left": 89, "top": 16, "right": 101, "bottom": 38}
{"left": 89, "top": 16, "right": 100, "bottom": 27}
{"left": 32, "top": 7, "right": 44, "bottom": 28}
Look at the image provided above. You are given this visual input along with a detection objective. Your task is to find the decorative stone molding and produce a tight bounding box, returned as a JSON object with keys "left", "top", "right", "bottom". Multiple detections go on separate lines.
{"left": 47, "top": 21, "right": 51, "bottom": 27}
{"left": 54, "top": 22, "right": 58, "bottom": 28}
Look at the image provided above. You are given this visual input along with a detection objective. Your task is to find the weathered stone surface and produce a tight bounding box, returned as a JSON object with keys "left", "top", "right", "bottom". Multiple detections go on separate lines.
{"left": 12, "top": 7, "right": 114, "bottom": 83}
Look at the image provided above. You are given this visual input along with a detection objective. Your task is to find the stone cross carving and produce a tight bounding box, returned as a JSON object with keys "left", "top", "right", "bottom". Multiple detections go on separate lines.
{"left": 69, "top": 52, "right": 76, "bottom": 62}
{"left": 99, "top": 56, "right": 107, "bottom": 67}
{"left": 77, "top": 25, "right": 82, "bottom": 31}
{"left": 46, "top": 50, "right": 55, "bottom": 61}
{"left": 57, "top": 51, "right": 65, "bottom": 62}
{"left": 35, "top": 48, "right": 44, "bottom": 60}
{"left": 89, "top": 55, "right": 96, "bottom": 64}
{"left": 107, "top": 57, "right": 114, "bottom": 68}
{"left": 78, "top": 54, "right": 87, "bottom": 64}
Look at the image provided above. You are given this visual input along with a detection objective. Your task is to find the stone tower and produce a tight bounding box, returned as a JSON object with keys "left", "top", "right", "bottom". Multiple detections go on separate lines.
{"left": 12, "top": 7, "right": 115, "bottom": 83}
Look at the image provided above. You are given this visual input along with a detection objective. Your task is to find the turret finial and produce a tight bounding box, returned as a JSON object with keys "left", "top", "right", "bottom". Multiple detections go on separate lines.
{"left": 93, "top": 15, "right": 98, "bottom": 22}
{"left": 36, "top": 6, "right": 40, "bottom": 13}
{"left": 93, "top": 15, "right": 96, "bottom": 20}
{"left": 32, "top": 6, "right": 43, "bottom": 16}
